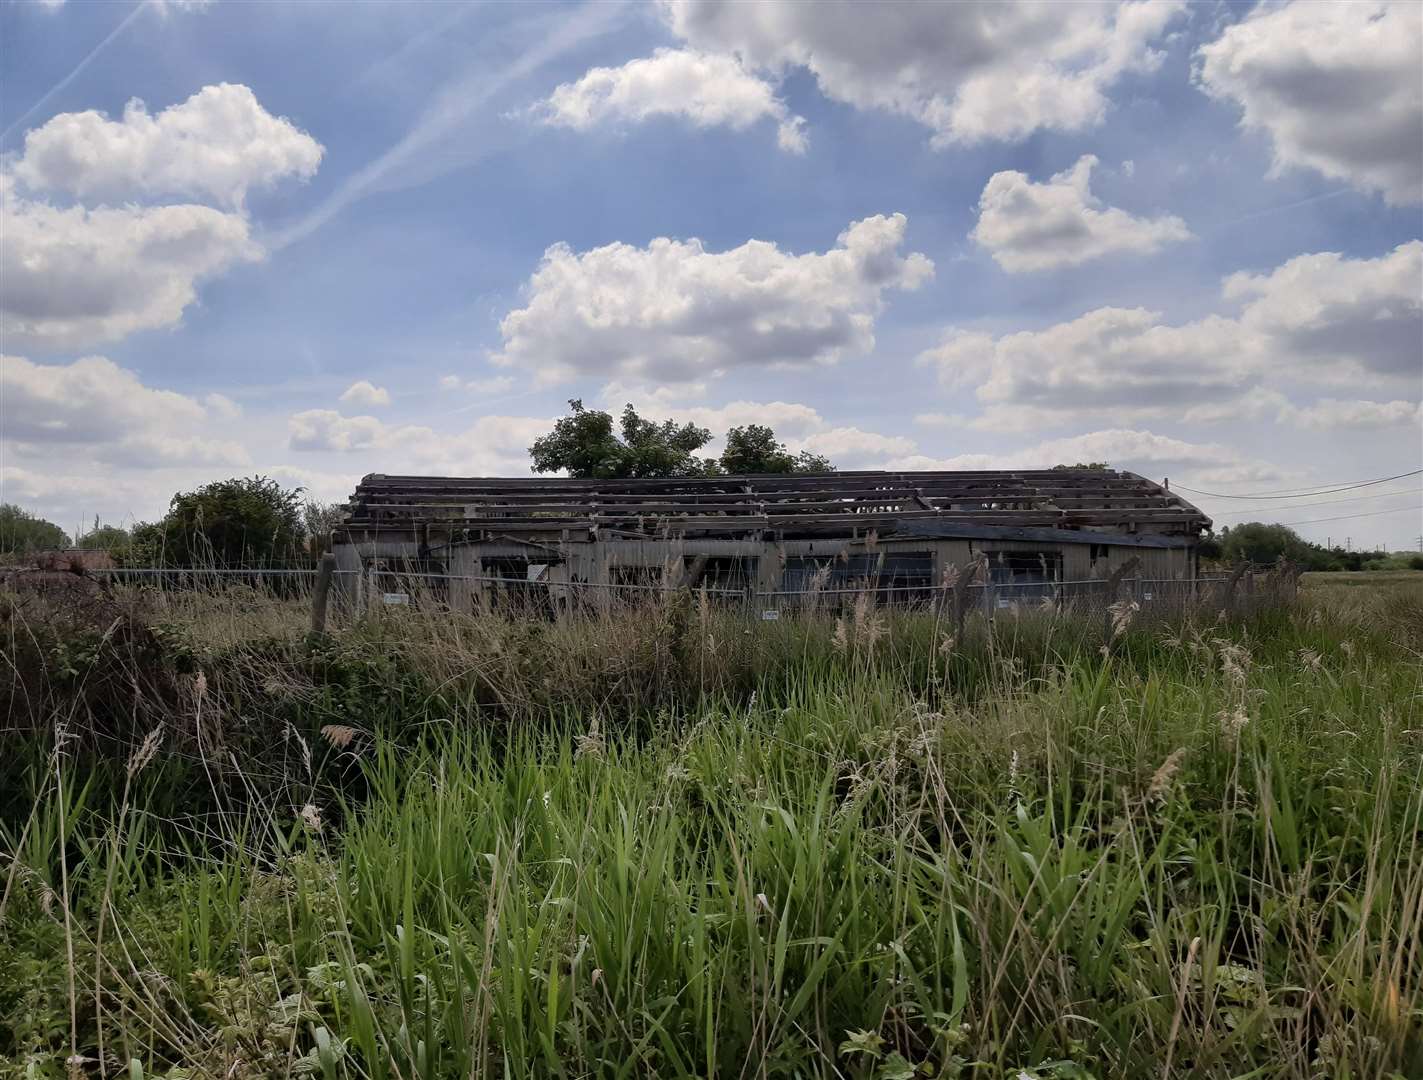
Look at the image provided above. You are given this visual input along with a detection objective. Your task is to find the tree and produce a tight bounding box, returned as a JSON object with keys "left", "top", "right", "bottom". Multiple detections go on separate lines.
{"left": 1051, "top": 462, "right": 1110, "bottom": 470}
{"left": 530, "top": 400, "right": 713, "bottom": 479}
{"left": 302, "top": 499, "right": 347, "bottom": 558}
{"left": 720, "top": 425, "right": 834, "bottom": 475}
{"left": 0, "top": 504, "right": 69, "bottom": 554}
{"left": 529, "top": 402, "right": 837, "bottom": 480}
{"left": 1218, "top": 522, "right": 1324, "bottom": 569}
{"left": 75, "top": 520, "right": 131, "bottom": 551}
{"left": 138, "top": 476, "right": 307, "bottom": 567}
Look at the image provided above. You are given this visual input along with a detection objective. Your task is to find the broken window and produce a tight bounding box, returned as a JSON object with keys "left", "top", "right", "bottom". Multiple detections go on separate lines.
{"left": 985, "top": 550, "right": 1062, "bottom": 604}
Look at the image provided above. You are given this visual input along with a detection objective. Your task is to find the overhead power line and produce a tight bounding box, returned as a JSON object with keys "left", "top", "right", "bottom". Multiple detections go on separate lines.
{"left": 1267, "top": 504, "right": 1422, "bottom": 529}
{"left": 1174, "top": 469, "right": 1423, "bottom": 501}
{"left": 1212, "top": 485, "right": 1422, "bottom": 519}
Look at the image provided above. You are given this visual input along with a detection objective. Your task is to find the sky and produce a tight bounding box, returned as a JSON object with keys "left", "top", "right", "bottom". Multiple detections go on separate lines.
{"left": 1, "top": 0, "right": 1421, "bottom": 550}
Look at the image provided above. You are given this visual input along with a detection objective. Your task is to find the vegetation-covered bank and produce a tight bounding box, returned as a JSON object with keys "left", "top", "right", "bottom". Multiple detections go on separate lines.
{"left": 2, "top": 578, "right": 1421, "bottom": 1078}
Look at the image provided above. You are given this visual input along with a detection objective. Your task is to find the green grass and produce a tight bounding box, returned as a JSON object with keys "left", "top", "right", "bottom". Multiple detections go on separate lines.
{"left": 2, "top": 580, "right": 1421, "bottom": 1078}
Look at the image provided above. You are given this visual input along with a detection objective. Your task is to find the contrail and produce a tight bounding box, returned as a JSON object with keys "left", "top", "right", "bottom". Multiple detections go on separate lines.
{"left": 1, "top": 1, "right": 150, "bottom": 145}
{"left": 271, "top": 0, "right": 625, "bottom": 250}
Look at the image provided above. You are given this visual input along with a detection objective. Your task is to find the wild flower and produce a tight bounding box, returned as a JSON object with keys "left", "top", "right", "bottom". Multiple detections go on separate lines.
{"left": 575, "top": 717, "right": 604, "bottom": 759}
{"left": 1219, "top": 707, "right": 1250, "bottom": 738}
{"left": 193, "top": 670, "right": 208, "bottom": 699}
{"left": 939, "top": 634, "right": 956, "bottom": 656}
{"left": 299, "top": 803, "right": 323, "bottom": 832}
{"left": 126, "top": 726, "right": 164, "bottom": 778}
{"left": 831, "top": 617, "right": 848, "bottom": 654}
{"left": 1297, "top": 648, "right": 1323, "bottom": 671}
{"left": 1219, "top": 642, "right": 1251, "bottom": 688}
{"left": 1148, "top": 748, "right": 1188, "bottom": 801}
{"left": 320, "top": 724, "right": 358, "bottom": 749}
{"left": 1108, "top": 598, "right": 1140, "bottom": 638}
{"left": 940, "top": 563, "right": 961, "bottom": 591}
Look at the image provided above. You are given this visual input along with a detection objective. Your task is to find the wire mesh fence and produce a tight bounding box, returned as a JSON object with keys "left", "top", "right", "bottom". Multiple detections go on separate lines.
{"left": 29, "top": 562, "right": 1301, "bottom": 629}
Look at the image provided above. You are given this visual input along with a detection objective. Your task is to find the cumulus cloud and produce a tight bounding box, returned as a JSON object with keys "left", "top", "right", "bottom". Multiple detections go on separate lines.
{"left": 537, "top": 47, "right": 807, "bottom": 152}
{"left": 2, "top": 83, "right": 321, "bottom": 351}
{"left": 287, "top": 410, "right": 550, "bottom": 475}
{"left": 493, "top": 213, "right": 932, "bottom": 385}
{"left": 0, "top": 355, "right": 250, "bottom": 466}
{"left": 1197, "top": 1, "right": 1422, "bottom": 205}
{"left": 921, "top": 241, "right": 1423, "bottom": 423}
{"left": 0, "top": 191, "right": 261, "bottom": 350}
{"left": 1281, "top": 398, "right": 1422, "bottom": 430}
{"left": 1225, "top": 241, "right": 1423, "bottom": 380}
{"left": 339, "top": 380, "right": 391, "bottom": 408}
{"left": 971, "top": 155, "right": 1190, "bottom": 271}
{"left": 11, "top": 83, "right": 324, "bottom": 209}
{"left": 660, "top": 0, "right": 1185, "bottom": 145}
{"left": 888, "top": 428, "right": 1248, "bottom": 476}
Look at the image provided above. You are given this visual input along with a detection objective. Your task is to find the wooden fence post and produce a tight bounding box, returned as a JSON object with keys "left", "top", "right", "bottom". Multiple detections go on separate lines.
{"left": 310, "top": 552, "right": 336, "bottom": 636}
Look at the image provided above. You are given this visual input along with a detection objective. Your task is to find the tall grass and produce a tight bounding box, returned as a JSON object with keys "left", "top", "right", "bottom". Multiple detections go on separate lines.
{"left": 2, "top": 577, "right": 1421, "bottom": 1078}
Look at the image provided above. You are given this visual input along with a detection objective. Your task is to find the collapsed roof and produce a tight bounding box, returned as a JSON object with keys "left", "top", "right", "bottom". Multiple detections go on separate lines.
{"left": 337, "top": 469, "right": 1211, "bottom": 547}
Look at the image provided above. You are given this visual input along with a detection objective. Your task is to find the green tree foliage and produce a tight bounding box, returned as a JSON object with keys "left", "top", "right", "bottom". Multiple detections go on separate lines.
{"left": 136, "top": 476, "right": 307, "bottom": 567}
{"left": 1051, "top": 462, "right": 1111, "bottom": 470}
{"left": 529, "top": 402, "right": 837, "bottom": 479}
{"left": 719, "top": 424, "right": 834, "bottom": 475}
{"left": 1218, "top": 523, "right": 1328, "bottom": 569}
{"left": 74, "top": 522, "right": 131, "bottom": 552}
{"left": 0, "top": 504, "right": 70, "bottom": 554}
{"left": 530, "top": 400, "right": 713, "bottom": 479}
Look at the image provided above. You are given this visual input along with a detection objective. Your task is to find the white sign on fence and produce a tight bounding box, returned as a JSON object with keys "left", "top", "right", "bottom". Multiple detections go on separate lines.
{"left": 382, "top": 592, "right": 410, "bottom": 606}
{"left": 761, "top": 609, "right": 780, "bottom": 621}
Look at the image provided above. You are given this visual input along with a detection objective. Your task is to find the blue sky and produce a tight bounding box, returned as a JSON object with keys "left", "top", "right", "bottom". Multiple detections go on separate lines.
{"left": 2, "top": 0, "right": 1421, "bottom": 548}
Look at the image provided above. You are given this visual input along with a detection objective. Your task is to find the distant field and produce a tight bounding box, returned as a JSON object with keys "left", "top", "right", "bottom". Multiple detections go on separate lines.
{"left": 3, "top": 577, "right": 1420, "bottom": 1078}
{"left": 1301, "top": 568, "right": 1423, "bottom": 588}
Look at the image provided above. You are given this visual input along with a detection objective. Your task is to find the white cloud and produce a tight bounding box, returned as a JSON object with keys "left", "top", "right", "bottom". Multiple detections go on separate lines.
{"left": 922, "top": 241, "right": 1423, "bottom": 423}
{"left": 204, "top": 392, "right": 242, "bottom": 419}
{"left": 1281, "top": 398, "right": 1422, "bottom": 430}
{"left": 1225, "top": 241, "right": 1423, "bottom": 380}
{"left": 971, "top": 155, "right": 1190, "bottom": 272}
{"left": 0, "top": 191, "right": 261, "bottom": 350}
{"left": 888, "top": 428, "right": 1247, "bottom": 476}
{"left": 1197, "top": 1, "right": 1423, "bottom": 205}
{"left": 493, "top": 213, "right": 932, "bottom": 385}
{"left": 537, "top": 47, "right": 807, "bottom": 152}
{"left": 287, "top": 410, "right": 549, "bottom": 475}
{"left": 606, "top": 387, "right": 828, "bottom": 441}
{"left": 662, "top": 0, "right": 1185, "bottom": 145}
{"left": 795, "top": 426, "right": 915, "bottom": 466}
{"left": 440, "top": 374, "right": 518, "bottom": 394}
{"left": 0, "top": 355, "right": 250, "bottom": 467}
{"left": 11, "top": 83, "right": 324, "bottom": 209}
{"left": 339, "top": 380, "right": 391, "bottom": 407}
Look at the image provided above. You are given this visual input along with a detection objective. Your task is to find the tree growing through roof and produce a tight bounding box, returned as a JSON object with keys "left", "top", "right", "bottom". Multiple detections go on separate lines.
{"left": 719, "top": 424, "right": 834, "bottom": 475}
{"left": 131, "top": 476, "right": 307, "bottom": 567}
{"left": 0, "top": 504, "right": 70, "bottom": 555}
{"left": 529, "top": 401, "right": 837, "bottom": 479}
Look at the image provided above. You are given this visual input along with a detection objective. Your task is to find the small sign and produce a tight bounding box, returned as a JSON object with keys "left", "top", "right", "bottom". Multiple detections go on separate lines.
{"left": 1143, "top": 591, "right": 1154, "bottom": 601}
{"left": 761, "top": 609, "right": 780, "bottom": 621}
{"left": 382, "top": 592, "right": 410, "bottom": 606}
{"left": 996, "top": 597, "right": 1012, "bottom": 609}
